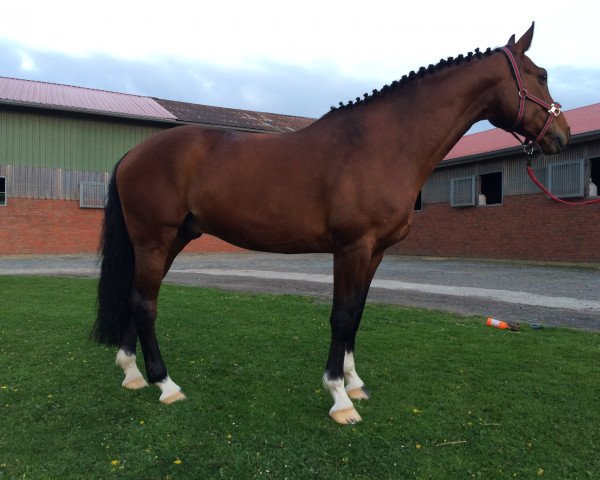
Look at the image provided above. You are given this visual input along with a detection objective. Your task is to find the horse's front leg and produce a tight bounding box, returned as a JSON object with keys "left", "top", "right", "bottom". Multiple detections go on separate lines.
{"left": 343, "top": 351, "right": 368, "bottom": 400}
{"left": 344, "top": 251, "right": 383, "bottom": 401}
{"left": 323, "top": 245, "right": 382, "bottom": 424}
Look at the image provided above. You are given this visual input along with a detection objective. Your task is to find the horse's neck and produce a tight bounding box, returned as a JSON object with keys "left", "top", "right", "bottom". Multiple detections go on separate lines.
{"left": 394, "top": 57, "right": 501, "bottom": 165}
{"left": 323, "top": 54, "right": 504, "bottom": 182}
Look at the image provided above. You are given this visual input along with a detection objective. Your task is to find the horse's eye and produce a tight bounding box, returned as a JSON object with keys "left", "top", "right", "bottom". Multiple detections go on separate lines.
{"left": 539, "top": 74, "right": 548, "bottom": 84}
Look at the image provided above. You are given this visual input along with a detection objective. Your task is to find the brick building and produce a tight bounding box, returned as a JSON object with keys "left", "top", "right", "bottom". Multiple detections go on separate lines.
{"left": 1, "top": 76, "right": 598, "bottom": 262}
{"left": 390, "top": 103, "right": 600, "bottom": 262}
{"left": 0, "top": 77, "right": 312, "bottom": 255}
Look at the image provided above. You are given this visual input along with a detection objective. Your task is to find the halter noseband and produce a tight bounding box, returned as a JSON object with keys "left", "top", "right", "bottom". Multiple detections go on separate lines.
{"left": 498, "top": 47, "right": 562, "bottom": 153}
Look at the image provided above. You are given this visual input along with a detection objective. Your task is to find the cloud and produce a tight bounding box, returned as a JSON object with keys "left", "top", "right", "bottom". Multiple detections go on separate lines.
{"left": 0, "top": 38, "right": 376, "bottom": 118}
{"left": 1, "top": 37, "right": 599, "bottom": 124}
{"left": 19, "top": 51, "right": 36, "bottom": 71}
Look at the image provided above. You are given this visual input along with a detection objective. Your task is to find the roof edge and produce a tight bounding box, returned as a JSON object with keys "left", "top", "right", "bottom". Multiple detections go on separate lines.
{"left": 151, "top": 97, "right": 314, "bottom": 122}
{"left": 437, "top": 129, "right": 600, "bottom": 169}
{"left": 0, "top": 98, "right": 180, "bottom": 124}
{"left": 0, "top": 98, "right": 300, "bottom": 134}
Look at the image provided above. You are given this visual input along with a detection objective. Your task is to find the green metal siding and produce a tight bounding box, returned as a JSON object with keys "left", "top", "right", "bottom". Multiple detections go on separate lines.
{"left": 0, "top": 108, "right": 166, "bottom": 172}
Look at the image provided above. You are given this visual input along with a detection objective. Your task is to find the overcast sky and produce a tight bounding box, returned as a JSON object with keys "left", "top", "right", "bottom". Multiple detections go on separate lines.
{"left": 1, "top": 0, "right": 599, "bottom": 133}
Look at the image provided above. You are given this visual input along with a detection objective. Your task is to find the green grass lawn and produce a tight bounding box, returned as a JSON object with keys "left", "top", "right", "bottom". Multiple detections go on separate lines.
{"left": 0, "top": 275, "right": 599, "bottom": 479}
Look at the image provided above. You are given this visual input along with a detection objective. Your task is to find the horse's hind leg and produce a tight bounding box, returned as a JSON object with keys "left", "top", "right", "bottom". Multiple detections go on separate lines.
{"left": 116, "top": 320, "right": 148, "bottom": 390}
{"left": 132, "top": 243, "right": 186, "bottom": 404}
{"left": 115, "top": 227, "right": 196, "bottom": 393}
{"left": 113, "top": 236, "right": 187, "bottom": 392}
{"left": 114, "top": 230, "right": 190, "bottom": 392}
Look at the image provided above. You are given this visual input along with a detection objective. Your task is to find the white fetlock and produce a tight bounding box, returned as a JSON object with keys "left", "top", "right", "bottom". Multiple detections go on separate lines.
{"left": 116, "top": 349, "right": 148, "bottom": 389}
{"left": 323, "top": 374, "right": 362, "bottom": 424}
{"left": 344, "top": 352, "right": 369, "bottom": 400}
{"left": 157, "top": 376, "right": 186, "bottom": 404}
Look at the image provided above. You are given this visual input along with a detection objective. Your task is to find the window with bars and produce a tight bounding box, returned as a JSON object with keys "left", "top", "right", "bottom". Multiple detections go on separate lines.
{"left": 80, "top": 181, "right": 108, "bottom": 208}
{"left": 547, "top": 160, "right": 585, "bottom": 198}
{"left": 450, "top": 176, "right": 476, "bottom": 207}
{"left": 0, "top": 176, "right": 6, "bottom": 206}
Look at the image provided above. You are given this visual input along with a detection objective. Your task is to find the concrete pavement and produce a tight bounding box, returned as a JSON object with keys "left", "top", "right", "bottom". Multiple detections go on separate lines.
{"left": 1, "top": 253, "right": 599, "bottom": 330}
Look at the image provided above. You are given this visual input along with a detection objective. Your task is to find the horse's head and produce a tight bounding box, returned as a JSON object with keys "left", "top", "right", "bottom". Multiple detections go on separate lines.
{"left": 490, "top": 23, "right": 570, "bottom": 155}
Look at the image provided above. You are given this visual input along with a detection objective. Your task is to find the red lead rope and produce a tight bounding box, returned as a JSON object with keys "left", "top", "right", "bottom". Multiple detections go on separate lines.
{"left": 526, "top": 165, "right": 600, "bottom": 206}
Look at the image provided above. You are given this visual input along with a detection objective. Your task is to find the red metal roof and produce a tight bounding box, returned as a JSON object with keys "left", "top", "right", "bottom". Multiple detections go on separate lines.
{"left": 445, "top": 103, "right": 600, "bottom": 161}
{"left": 0, "top": 76, "right": 177, "bottom": 120}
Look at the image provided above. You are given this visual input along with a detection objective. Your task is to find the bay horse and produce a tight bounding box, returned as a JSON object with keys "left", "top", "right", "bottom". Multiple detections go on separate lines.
{"left": 92, "top": 23, "right": 570, "bottom": 424}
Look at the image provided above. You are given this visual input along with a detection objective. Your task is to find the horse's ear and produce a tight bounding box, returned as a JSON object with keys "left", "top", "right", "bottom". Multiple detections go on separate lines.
{"left": 515, "top": 22, "right": 535, "bottom": 54}
{"left": 506, "top": 34, "right": 516, "bottom": 47}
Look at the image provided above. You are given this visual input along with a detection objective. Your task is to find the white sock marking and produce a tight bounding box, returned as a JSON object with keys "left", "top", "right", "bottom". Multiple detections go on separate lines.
{"left": 116, "top": 349, "right": 145, "bottom": 386}
{"left": 323, "top": 373, "right": 354, "bottom": 414}
{"left": 343, "top": 351, "right": 365, "bottom": 392}
{"left": 157, "top": 376, "right": 182, "bottom": 402}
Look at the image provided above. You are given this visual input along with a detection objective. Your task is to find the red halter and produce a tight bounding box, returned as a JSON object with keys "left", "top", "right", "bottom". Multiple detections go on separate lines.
{"left": 498, "top": 47, "right": 562, "bottom": 152}
{"left": 496, "top": 48, "right": 600, "bottom": 205}
{"left": 499, "top": 48, "right": 600, "bottom": 205}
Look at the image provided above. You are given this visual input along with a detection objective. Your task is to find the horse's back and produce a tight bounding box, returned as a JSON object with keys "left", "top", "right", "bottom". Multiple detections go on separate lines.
{"left": 119, "top": 125, "right": 233, "bottom": 186}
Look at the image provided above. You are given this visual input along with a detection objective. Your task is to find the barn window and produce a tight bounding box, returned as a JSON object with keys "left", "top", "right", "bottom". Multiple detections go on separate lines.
{"left": 478, "top": 171, "right": 503, "bottom": 206}
{"left": 450, "top": 176, "right": 476, "bottom": 207}
{"left": 589, "top": 157, "right": 600, "bottom": 197}
{"left": 547, "top": 160, "right": 585, "bottom": 198}
{"left": 80, "top": 181, "right": 108, "bottom": 208}
{"left": 414, "top": 191, "right": 422, "bottom": 211}
{"left": 0, "top": 176, "right": 6, "bottom": 206}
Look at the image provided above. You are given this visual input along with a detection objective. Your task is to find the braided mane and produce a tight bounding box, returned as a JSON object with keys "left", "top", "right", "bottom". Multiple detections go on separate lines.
{"left": 327, "top": 47, "right": 496, "bottom": 114}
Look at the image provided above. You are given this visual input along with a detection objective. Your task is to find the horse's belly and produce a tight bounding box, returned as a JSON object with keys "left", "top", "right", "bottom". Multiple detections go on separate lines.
{"left": 192, "top": 207, "right": 332, "bottom": 254}
{"left": 207, "top": 226, "right": 332, "bottom": 254}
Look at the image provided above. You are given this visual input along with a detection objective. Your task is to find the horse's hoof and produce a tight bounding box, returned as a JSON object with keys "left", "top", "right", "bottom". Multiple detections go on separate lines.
{"left": 347, "top": 386, "right": 370, "bottom": 401}
{"left": 160, "top": 390, "right": 187, "bottom": 405}
{"left": 330, "top": 407, "right": 362, "bottom": 425}
{"left": 122, "top": 376, "right": 149, "bottom": 390}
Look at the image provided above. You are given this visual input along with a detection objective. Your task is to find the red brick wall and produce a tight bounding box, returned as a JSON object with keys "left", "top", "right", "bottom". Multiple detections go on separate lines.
{"left": 2, "top": 196, "right": 598, "bottom": 262}
{"left": 0, "top": 198, "right": 243, "bottom": 255}
{"left": 390, "top": 194, "right": 600, "bottom": 262}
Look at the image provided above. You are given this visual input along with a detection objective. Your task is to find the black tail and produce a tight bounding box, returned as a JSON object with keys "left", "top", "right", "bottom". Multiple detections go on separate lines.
{"left": 91, "top": 158, "right": 135, "bottom": 346}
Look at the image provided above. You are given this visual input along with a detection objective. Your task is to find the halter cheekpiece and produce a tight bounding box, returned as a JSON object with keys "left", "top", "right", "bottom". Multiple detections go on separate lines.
{"left": 498, "top": 46, "right": 562, "bottom": 154}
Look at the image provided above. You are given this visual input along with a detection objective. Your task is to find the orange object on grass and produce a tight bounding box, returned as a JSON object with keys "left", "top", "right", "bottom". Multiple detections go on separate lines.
{"left": 486, "top": 317, "right": 519, "bottom": 331}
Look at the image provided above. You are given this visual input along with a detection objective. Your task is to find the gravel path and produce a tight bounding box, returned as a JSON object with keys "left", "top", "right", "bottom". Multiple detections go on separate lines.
{"left": 1, "top": 253, "right": 598, "bottom": 331}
